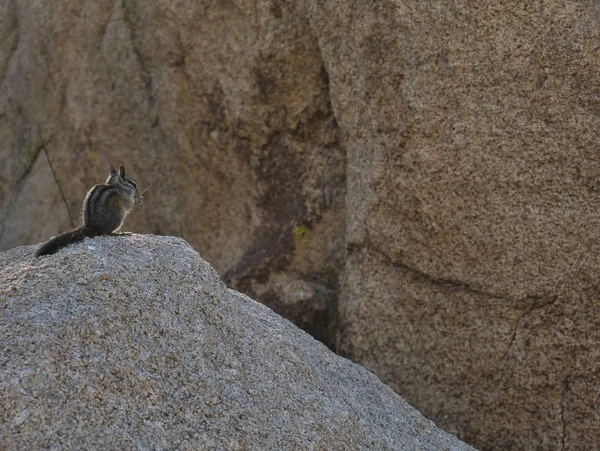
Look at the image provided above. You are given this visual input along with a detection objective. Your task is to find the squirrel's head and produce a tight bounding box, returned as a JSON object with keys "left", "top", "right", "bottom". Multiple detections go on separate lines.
{"left": 107, "top": 164, "right": 142, "bottom": 206}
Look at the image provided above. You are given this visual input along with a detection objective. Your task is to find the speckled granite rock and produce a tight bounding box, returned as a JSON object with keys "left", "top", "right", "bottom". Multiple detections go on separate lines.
{"left": 0, "top": 235, "right": 473, "bottom": 450}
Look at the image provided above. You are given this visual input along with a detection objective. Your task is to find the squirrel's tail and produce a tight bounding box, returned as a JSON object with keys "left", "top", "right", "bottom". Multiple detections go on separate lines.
{"left": 35, "top": 227, "right": 94, "bottom": 257}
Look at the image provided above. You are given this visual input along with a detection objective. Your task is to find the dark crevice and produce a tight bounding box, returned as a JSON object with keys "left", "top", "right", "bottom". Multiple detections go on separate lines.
{"left": 358, "top": 238, "right": 560, "bottom": 310}
{"left": 561, "top": 375, "right": 570, "bottom": 451}
{"left": 364, "top": 242, "right": 508, "bottom": 301}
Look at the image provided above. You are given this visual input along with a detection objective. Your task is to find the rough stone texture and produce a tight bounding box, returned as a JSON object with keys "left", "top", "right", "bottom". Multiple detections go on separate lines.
{"left": 3, "top": 1, "right": 600, "bottom": 449}
{"left": 0, "top": 236, "right": 473, "bottom": 450}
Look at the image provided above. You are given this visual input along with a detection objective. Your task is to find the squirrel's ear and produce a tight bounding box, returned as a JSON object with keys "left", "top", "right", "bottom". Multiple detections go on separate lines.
{"left": 119, "top": 165, "right": 125, "bottom": 177}
{"left": 109, "top": 164, "right": 117, "bottom": 175}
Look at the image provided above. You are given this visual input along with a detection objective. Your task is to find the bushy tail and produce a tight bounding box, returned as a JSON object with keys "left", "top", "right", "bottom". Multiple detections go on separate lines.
{"left": 35, "top": 227, "right": 93, "bottom": 257}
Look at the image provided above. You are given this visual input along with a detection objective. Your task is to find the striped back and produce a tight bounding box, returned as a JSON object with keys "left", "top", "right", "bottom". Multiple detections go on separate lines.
{"left": 83, "top": 185, "right": 115, "bottom": 225}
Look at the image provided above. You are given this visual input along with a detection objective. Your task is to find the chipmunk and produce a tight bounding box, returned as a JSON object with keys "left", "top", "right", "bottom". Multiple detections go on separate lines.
{"left": 35, "top": 164, "right": 143, "bottom": 257}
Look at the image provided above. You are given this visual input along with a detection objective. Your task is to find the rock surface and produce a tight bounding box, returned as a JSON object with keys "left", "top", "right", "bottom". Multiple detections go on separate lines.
{"left": 3, "top": 1, "right": 600, "bottom": 449}
{"left": 0, "top": 235, "right": 473, "bottom": 450}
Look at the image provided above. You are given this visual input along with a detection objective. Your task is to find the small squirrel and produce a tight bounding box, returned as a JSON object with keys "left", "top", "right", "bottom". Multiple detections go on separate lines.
{"left": 35, "top": 164, "right": 142, "bottom": 257}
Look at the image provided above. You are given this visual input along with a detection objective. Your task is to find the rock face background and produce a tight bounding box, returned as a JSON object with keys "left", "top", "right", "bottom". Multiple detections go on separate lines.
{"left": 0, "top": 236, "right": 473, "bottom": 450}
{"left": 1, "top": 1, "right": 600, "bottom": 449}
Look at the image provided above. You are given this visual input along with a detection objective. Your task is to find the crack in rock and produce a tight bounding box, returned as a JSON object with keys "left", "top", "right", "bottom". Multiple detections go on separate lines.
{"left": 40, "top": 142, "right": 75, "bottom": 228}
{"left": 561, "top": 375, "right": 570, "bottom": 451}
{"left": 360, "top": 240, "right": 556, "bottom": 306}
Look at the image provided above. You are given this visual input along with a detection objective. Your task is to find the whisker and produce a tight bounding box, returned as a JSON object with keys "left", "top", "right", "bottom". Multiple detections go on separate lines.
{"left": 140, "top": 184, "right": 152, "bottom": 197}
